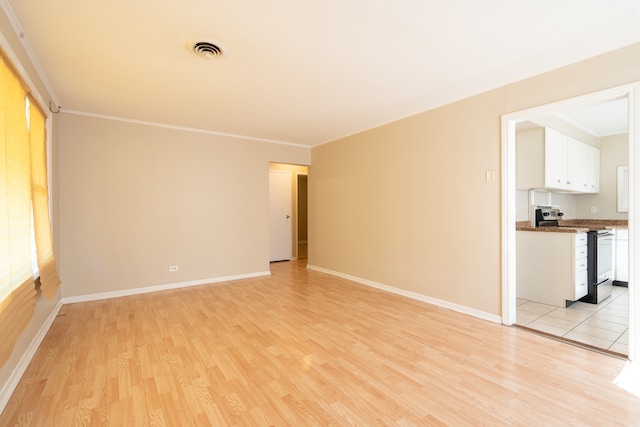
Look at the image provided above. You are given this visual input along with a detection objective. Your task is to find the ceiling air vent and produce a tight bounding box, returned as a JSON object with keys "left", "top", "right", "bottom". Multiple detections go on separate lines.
{"left": 191, "top": 39, "right": 225, "bottom": 59}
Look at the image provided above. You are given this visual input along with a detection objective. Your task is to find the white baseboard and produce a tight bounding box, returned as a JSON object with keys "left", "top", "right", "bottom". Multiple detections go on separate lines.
{"left": 61, "top": 270, "right": 271, "bottom": 304}
{"left": 0, "top": 300, "right": 63, "bottom": 414}
{"left": 306, "top": 264, "right": 501, "bottom": 324}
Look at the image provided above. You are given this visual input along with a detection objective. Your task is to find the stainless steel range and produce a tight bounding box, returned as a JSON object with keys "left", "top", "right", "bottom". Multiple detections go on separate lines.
{"left": 530, "top": 205, "right": 564, "bottom": 227}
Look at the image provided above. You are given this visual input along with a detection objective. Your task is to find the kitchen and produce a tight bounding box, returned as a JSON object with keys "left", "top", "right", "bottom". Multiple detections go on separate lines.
{"left": 514, "top": 98, "right": 630, "bottom": 356}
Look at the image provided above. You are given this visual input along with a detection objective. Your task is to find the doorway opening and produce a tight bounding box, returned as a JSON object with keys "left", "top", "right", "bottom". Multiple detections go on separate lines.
{"left": 268, "top": 163, "right": 309, "bottom": 264}
{"left": 297, "top": 174, "right": 308, "bottom": 260}
{"left": 501, "top": 83, "right": 639, "bottom": 361}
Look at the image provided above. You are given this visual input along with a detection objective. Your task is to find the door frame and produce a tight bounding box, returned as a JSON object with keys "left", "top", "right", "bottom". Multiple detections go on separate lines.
{"left": 501, "top": 82, "right": 640, "bottom": 361}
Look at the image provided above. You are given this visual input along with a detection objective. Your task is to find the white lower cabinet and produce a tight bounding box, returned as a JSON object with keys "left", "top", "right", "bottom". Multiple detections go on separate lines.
{"left": 616, "top": 229, "right": 629, "bottom": 283}
{"left": 517, "top": 231, "right": 588, "bottom": 307}
{"left": 574, "top": 261, "right": 589, "bottom": 301}
{"left": 574, "top": 233, "right": 588, "bottom": 300}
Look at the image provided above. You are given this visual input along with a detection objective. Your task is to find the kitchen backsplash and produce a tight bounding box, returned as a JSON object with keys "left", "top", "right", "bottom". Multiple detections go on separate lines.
{"left": 516, "top": 189, "right": 628, "bottom": 222}
{"left": 516, "top": 190, "right": 576, "bottom": 221}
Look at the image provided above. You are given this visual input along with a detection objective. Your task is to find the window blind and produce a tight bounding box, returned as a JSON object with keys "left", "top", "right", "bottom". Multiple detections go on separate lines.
{"left": 0, "top": 53, "right": 61, "bottom": 368}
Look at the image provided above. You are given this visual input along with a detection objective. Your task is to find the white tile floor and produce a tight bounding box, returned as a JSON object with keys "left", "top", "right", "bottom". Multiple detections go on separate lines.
{"left": 516, "top": 285, "right": 628, "bottom": 355}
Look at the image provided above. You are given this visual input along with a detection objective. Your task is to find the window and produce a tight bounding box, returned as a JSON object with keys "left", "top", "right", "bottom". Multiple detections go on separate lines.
{"left": 0, "top": 53, "right": 61, "bottom": 368}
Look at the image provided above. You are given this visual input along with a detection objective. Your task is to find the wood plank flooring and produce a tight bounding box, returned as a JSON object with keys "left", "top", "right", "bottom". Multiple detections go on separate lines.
{"left": 1, "top": 260, "right": 640, "bottom": 426}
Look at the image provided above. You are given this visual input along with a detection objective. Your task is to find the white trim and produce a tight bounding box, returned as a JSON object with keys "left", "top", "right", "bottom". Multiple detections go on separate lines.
{"left": 62, "top": 109, "right": 310, "bottom": 149}
{"left": 627, "top": 84, "right": 639, "bottom": 361}
{"left": 61, "top": 271, "right": 271, "bottom": 304}
{"left": 0, "top": 300, "right": 63, "bottom": 414}
{"left": 306, "top": 264, "right": 501, "bottom": 324}
{"left": 501, "top": 83, "right": 639, "bottom": 361}
{"left": 501, "top": 116, "right": 517, "bottom": 325}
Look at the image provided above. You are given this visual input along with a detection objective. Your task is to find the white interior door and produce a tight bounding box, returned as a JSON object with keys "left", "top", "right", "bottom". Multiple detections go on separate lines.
{"left": 269, "top": 170, "right": 292, "bottom": 262}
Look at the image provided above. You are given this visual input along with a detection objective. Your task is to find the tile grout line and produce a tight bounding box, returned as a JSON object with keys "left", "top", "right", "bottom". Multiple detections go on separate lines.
{"left": 516, "top": 287, "right": 628, "bottom": 354}
{"left": 562, "top": 291, "right": 628, "bottom": 348}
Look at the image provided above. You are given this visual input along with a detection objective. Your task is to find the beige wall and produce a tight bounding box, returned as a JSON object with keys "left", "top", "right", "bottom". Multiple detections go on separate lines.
{"left": 309, "top": 43, "right": 640, "bottom": 317}
{"left": 59, "top": 114, "right": 309, "bottom": 297}
{"left": 575, "top": 133, "right": 629, "bottom": 219}
{"left": 0, "top": 10, "right": 62, "bottom": 394}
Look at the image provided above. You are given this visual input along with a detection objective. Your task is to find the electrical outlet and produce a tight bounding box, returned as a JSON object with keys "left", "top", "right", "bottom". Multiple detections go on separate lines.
{"left": 169, "top": 266, "right": 179, "bottom": 272}
{"left": 590, "top": 206, "right": 597, "bottom": 214}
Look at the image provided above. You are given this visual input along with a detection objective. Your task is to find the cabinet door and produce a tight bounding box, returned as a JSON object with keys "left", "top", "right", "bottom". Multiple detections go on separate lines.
{"left": 616, "top": 231, "right": 628, "bottom": 282}
{"left": 544, "top": 128, "right": 568, "bottom": 189}
{"left": 566, "top": 137, "right": 585, "bottom": 191}
{"left": 575, "top": 269, "right": 588, "bottom": 300}
{"left": 587, "top": 145, "right": 600, "bottom": 193}
{"left": 573, "top": 233, "right": 588, "bottom": 300}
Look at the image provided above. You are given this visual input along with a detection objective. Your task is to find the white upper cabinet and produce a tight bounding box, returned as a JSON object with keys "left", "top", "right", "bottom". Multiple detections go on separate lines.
{"left": 517, "top": 127, "right": 600, "bottom": 193}
{"left": 544, "top": 128, "right": 568, "bottom": 189}
{"left": 567, "top": 136, "right": 591, "bottom": 192}
{"left": 586, "top": 144, "right": 600, "bottom": 193}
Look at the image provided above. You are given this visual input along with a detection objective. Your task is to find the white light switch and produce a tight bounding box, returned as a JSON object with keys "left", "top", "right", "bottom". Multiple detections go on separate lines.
{"left": 485, "top": 170, "right": 496, "bottom": 183}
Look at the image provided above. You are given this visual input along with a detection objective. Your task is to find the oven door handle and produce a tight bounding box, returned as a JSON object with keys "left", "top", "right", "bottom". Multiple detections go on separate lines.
{"left": 597, "top": 231, "right": 615, "bottom": 237}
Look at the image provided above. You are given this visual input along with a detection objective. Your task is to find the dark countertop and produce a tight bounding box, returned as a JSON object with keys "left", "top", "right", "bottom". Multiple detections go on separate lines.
{"left": 516, "top": 224, "right": 588, "bottom": 233}
{"left": 516, "top": 219, "right": 627, "bottom": 233}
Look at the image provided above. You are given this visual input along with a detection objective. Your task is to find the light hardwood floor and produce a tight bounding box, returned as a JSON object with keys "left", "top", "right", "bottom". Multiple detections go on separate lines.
{"left": 2, "top": 260, "right": 640, "bottom": 426}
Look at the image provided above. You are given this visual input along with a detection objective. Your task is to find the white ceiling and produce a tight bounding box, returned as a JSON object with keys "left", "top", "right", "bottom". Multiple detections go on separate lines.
{"left": 4, "top": 0, "right": 640, "bottom": 147}
{"left": 556, "top": 98, "right": 629, "bottom": 137}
